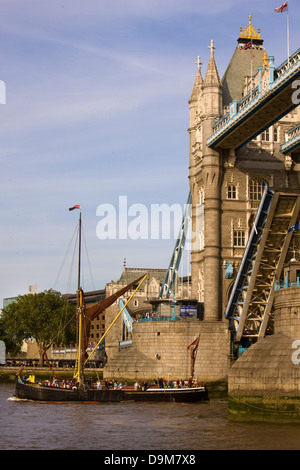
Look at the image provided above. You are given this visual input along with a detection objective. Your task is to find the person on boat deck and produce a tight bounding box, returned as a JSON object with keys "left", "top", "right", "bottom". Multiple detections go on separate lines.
{"left": 158, "top": 378, "right": 164, "bottom": 388}
{"left": 97, "top": 380, "right": 101, "bottom": 390}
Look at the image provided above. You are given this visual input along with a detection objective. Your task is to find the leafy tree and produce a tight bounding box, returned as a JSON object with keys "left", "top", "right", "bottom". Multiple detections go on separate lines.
{"left": 0, "top": 289, "right": 77, "bottom": 365}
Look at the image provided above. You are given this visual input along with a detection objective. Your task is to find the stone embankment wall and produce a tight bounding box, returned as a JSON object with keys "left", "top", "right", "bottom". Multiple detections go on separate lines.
{"left": 104, "top": 319, "right": 231, "bottom": 385}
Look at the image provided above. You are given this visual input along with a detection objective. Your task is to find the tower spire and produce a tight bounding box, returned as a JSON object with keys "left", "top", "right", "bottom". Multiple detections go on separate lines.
{"left": 208, "top": 39, "right": 216, "bottom": 56}
{"left": 195, "top": 55, "right": 202, "bottom": 69}
{"left": 189, "top": 55, "right": 203, "bottom": 103}
{"left": 203, "top": 39, "right": 221, "bottom": 88}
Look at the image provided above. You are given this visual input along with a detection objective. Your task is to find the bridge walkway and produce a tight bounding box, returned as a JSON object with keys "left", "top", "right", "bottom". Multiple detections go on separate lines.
{"left": 207, "top": 48, "right": 300, "bottom": 150}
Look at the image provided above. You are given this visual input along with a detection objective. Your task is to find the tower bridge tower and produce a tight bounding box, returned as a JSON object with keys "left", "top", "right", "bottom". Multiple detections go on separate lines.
{"left": 104, "top": 15, "right": 300, "bottom": 386}
{"left": 188, "top": 15, "right": 300, "bottom": 332}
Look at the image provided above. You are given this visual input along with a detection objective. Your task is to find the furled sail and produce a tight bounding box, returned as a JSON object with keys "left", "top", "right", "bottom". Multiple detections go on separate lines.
{"left": 80, "top": 275, "right": 145, "bottom": 363}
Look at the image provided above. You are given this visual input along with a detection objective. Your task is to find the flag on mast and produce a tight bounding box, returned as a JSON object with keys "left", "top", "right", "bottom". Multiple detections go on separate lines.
{"left": 187, "top": 335, "right": 200, "bottom": 351}
{"left": 69, "top": 205, "right": 81, "bottom": 211}
{"left": 274, "top": 1, "right": 289, "bottom": 65}
{"left": 274, "top": 1, "right": 288, "bottom": 12}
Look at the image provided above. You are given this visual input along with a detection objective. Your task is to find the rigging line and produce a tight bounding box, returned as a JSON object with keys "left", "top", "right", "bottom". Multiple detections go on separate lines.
{"left": 53, "top": 223, "right": 78, "bottom": 290}
{"left": 49, "top": 311, "right": 78, "bottom": 350}
{"left": 57, "top": 297, "right": 71, "bottom": 345}
{"left": 81, "top": 222, "right": 96, "bottom": 292}
{"left": 84, "top": 273, "right": 149, "bottom": 365}
{"left": 67, "top": 228, "right": 79, "bottom": 293}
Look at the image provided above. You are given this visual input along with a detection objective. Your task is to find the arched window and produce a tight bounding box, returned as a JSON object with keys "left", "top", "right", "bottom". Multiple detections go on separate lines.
{"left": 249, "top": 177, "right": 268, "bottom": 201}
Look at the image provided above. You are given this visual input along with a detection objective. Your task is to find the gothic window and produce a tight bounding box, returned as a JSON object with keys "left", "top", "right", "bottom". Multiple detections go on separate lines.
{"left": 234, "top": 230, "right": 246, "bottom": 247}
{"left": 227, "top": 185, "right": 237, "bottom": 199}
{"left": 249, "top": 177, "right": 268, "bottom": 201}
{"left": 261, "top": 129, "right": 270, "bottom": 141}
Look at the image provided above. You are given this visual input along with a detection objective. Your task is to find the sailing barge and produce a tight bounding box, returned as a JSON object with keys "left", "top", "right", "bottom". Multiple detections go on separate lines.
{"left": 14, "top": 207, "right": 208, "bottom": 404}
{"left": 15, "top": 380, "right": 208, "bottom": 403}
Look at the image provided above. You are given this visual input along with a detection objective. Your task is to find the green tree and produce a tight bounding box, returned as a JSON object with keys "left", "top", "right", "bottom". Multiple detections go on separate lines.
{"left": 0, "top": 289, "right": 77, "bottom": 366}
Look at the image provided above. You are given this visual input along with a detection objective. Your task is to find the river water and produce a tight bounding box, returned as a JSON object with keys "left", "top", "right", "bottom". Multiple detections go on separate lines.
{"left": 1, "top": 384, "right": 299, "bottom": 451}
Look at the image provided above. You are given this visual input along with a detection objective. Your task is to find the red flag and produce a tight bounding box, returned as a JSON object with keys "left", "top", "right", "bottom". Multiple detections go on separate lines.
{"left": 274, "top": 1, "right": 288, "bottom": 12}
{"left": 187, "top": 335, "right": 200, "bottom": 351}
{"left": 69, "top": 205, "right": 81, "bottom": 211}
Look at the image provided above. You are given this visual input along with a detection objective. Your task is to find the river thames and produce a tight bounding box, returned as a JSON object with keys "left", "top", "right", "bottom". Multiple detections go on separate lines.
{"left": 1, "top": 384, "right": 299, "bottom": 451}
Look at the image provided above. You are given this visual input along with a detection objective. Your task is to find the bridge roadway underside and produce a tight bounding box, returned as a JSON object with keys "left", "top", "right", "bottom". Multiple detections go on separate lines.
{"left": 210, "top": 79, "right": 299, "bottom": 150}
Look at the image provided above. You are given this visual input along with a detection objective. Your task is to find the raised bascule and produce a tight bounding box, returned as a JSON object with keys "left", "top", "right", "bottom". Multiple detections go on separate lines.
{"left": 104, "top": 14, "right": 300, "bottom": 404}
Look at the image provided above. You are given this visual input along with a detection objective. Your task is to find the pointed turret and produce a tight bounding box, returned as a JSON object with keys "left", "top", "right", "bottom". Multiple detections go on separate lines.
{"left": 203, "top": 40, "right": 222, "bottom": 89}
{"left": 189, "top": 56, "right": 203, "bottom": 103}
{"left": 189, "top": 56, "right": 203, "bottom": 134}
{"left": 202, "top": 40, "right": 222, "bottom": 118}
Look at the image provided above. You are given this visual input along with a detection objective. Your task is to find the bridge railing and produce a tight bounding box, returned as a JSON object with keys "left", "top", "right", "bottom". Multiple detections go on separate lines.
{"left": 275, "top": 279, "right": 300, "bottom": 290}
{"left": 281, "top": 123, "right": 300, "bottom": 153}
{"left": 275, "top": 48, "right": 300, "bottom": 79}
{"left": 208, "top": 48, "right": 300, "bottom": 148}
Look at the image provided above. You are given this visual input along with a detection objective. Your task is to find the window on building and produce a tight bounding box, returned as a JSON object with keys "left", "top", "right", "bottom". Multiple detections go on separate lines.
{"left": 274, "top": 127, "right": 278, "bottom": 142}
{"left": 227, "top": 185, "right": 237, "bottom": 199}
{"left": 234, "top": 231, "right": 246, "bottom": 247}
{"left": 249, "top": 177, "right": 268, "bottom": 201}
{"left": 261, "top": 129, "right": 270, "bottom": 141}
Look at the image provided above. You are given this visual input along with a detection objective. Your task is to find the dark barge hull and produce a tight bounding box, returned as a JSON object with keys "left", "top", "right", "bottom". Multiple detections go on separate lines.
{"left": 15, "top": 381, "right": 208, "bottom": 403}
{"left": 123, "top": 387, "right": 209, "bottom": 403}
{"left": 15, "top": 381, "right": 124, "bottom": 402}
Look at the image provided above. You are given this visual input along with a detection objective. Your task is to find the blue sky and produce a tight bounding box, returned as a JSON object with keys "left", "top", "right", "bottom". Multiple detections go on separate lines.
{"left": 0, "top": 0, "right": 299, "bottom": 306}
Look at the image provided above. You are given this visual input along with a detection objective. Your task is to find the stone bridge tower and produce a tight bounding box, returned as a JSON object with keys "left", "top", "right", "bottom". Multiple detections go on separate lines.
{"left": 189, "top": 15, "right": 278, "bottom": 320}
{"left": 189, "top": 13, "right": 300, "bottom": 329}
{"left": 104, "top": 15, "right": 299, "bottom": 387}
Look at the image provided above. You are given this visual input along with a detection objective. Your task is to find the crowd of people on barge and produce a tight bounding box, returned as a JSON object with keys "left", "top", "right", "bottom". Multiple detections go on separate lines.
{"left": 18, "top": 374, "right": 202, "bottom": 391}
